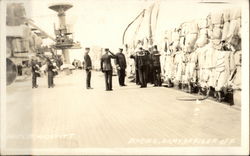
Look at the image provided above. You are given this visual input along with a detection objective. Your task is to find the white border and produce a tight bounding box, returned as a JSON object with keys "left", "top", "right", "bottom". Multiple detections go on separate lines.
{"left": 240, "top": 0, "right": 250, "bottom": 154}
{"left": 0, "top": 0, "right": 7, "bottom": 154}
{"left": 0, "top": 147, "right": 247, "bottom": 155}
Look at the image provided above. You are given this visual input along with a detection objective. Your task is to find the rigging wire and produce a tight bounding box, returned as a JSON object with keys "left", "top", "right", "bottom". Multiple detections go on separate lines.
{"left": 152, "top": 1, "right": 160, "bottom": 44}
{"left": 122, "top": 9, "right": 146, "bottom": 45}
{"left": 148, "top": 3, "right": 155, "bottom": 45}
{"left": 132, "top": 10, "right": 145, "bottom": 49}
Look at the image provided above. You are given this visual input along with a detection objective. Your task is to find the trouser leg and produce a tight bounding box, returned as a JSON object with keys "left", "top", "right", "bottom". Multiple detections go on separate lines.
{"left": 86, "top": 70, "right": 88, "bottom": 88}
{"left": 48, "top": 74, "right": 51, "bottom": 87}
{"left": 48, "top": 72, "right": 54, "bottom": 87}
{"left": 108, "top": 70, "right": 113, "bottom": 90}
{"left": 135, "top": 69, "right": 140, "bottom": 85}
{"left": 119, "top": 69, "right": 125, "bottom": 85}
{"left": 143, "top": 67, "right": 148, "bottom": 87}
{"left": 51, "top": 75, "right": 54, "bottom": 86}
{"left": 104, "top": 71, "right": 108, "bottom": 90}
{"left": 32, "top": 74, "right": 37, "bottom": 87}
{"left": 155, "top": 70, "right": 161, "bottom": 86}
{"left": 118, "top": 70, "right": 122, "bottom": 86}
{"left": 153, "top": 67, "right": 157, "bottom": 85}
{"left": 148, "top": 66, "right": 153, "bottom": 83}
{"left": 139, "top": 67, "right": 147, "bottom": 87}
{"left": 86, "top": 70, "right": 91, "bottom": 88}
{"left": 32, "top": 74, "right": 35, "bottom": 87}
{"left": 121, "top": 69, "right": 125, "bottom": 85}
{"left": 156, "top": 67, "right": 162, "bottom": 86}
{"left": 34, "top": 76, "right": 37, "bottom": 87}
{"left": 138, "top": 68, "right": 143, "bottom": 86}
{"left": 89, "top": 71, "right": 91, "bottom": 87}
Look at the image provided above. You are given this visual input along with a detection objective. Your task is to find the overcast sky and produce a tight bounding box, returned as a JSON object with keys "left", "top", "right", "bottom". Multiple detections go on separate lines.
{"left": 18, "top": 0, "right": 244, "bottom": 61}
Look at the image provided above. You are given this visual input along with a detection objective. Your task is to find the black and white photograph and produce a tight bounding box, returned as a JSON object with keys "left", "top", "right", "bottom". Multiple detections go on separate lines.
{"left": 0, "top": 0, "right": 249, "bottom": 155}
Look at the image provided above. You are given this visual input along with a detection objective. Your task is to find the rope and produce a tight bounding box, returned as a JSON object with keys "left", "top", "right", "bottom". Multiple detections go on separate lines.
{"left": 132, "top": 11, "right": 145, "bottom": 49}
{"left": 122, "top": 9, "right": 146, "bottom": 45}
{"left": 152, "top": 1, "right": 160, "bottom": 43}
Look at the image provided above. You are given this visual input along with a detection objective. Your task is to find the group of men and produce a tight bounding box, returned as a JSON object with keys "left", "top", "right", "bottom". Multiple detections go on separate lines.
{"left": 130, "top": 45, "right": 162, "bottom": 88}
{"left": 83, "top": 45, "right": 162, "bottom": 91}
{"left": 84, "top": 47, "right": 127, "bottom": 91}
{"left": 31, "top": 58, "right": 58, "bottom": 88}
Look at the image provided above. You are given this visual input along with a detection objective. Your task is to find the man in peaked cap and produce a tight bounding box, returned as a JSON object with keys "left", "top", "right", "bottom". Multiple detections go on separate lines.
{"left": 115, "top": 47, "right": 127, "bottom": 86}
{"left": 151, "top": 45, "right": 162, "bottom": 86}
{"left": 136, "top": 47, "right": 149, "bottom": 88}
{"left": 84, "top": 47, "right": 93, "bottom": 89}
{"left": 31, "top": 58, "right": 40, "bottom": 88}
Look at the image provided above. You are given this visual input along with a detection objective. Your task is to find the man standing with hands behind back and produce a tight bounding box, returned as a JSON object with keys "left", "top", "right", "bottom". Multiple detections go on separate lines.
{"left": 84, "top": 47, "right": 93, "bottom": 89}
{"left": 115, "top": 47, "right": 127, "bottom": 86}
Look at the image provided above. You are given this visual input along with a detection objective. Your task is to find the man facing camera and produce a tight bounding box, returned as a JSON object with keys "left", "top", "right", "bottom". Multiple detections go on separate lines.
{"left": 115, "top": 47, "right": 127, "bottom": 86}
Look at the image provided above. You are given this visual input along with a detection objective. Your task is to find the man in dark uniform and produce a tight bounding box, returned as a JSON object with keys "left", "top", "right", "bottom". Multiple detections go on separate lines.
{"left": 130, "top": 50, "right": 140, "bottom": 85}
{"left": 47, "top": 58, "right": 56, "bottom": 88}
{"left": 147, "top": 46, "right": 154, "bottom": 84}
{"left": 84, "top": 47, "right": 93, "bottom": 89}
{"left": 31, "top": 59, "right": 40, "bottom": 88}
{"left": 115, "top": 47, "right": 127, "bottom": 86}
{"left": 151, "top": 45, "right": 162, "bottom": 86}
{"left": 101, "top": 48, "right": 116, "bottom": 91}
{"left": 136, "top": 47, "right": 149, "bottom": 88}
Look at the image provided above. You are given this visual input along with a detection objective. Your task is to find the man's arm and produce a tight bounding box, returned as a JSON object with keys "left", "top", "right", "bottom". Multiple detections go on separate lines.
{"left": 108, "top": 50, "right": 117, "bottom": 59}
{"left": 84, "top": 55, "right": 92, "bottom": 70}
{"left": 130, "top": 53, "right": 135, "bottom": 59}
{"left": 87, "top": 55, "right": 92, "bottom": 69}
{"left": 84, "top": 55, "right": 88, "bottom": 65}
{"left": 114, "top": 54, "right": 121, "bottom": 70}
{"left": 83, "top": 56, "right": 87, "bottom": 70}
{"left": 89, "top": 55, "right": 92, "bottom": 67}
{"left": 114, "top": 53, "right": 119, "bottom": 65}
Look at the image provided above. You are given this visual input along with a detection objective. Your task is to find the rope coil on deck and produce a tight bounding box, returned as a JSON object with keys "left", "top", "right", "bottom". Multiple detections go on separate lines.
{"left": 176, "top": 95, "right": 209, "bottom": 101}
